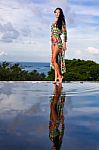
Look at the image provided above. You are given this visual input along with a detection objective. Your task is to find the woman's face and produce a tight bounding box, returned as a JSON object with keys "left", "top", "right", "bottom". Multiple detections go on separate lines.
{"left": 54, "top": 9, "right": 60, "bottom": 18}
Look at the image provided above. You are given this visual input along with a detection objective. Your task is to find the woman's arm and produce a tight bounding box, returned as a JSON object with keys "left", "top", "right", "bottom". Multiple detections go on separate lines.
{"left": 62, "top": 23, "right": 67, "bottom": 50}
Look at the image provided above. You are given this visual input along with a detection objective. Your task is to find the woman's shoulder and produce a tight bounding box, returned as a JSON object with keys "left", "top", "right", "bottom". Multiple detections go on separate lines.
{"left": 51, "top": 22, "right": 57, "bottom": 28}
{"left": 62, "top": 21, "right": 66, "bottom": 29}
{"left": 62, "top": 21, "right": 66, "bottom": 26}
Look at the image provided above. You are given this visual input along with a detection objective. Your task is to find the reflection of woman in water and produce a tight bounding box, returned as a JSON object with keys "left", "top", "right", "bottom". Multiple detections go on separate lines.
{"left": 50, "top": 8, "right": 67, "bottom": 84}
{"left": 49, "top": 84, "right": 65, "bottom": 150}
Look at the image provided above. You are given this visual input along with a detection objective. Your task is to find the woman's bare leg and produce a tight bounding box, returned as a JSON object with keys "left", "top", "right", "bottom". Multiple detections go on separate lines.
{"left": 51, "top": 45, "right": 57, "bottom": 83}
{"left": 53, "top": 70, "right": 57, "bottom": 84}
{"left": 51, "top": 44, "right": 62, "bottom": 83}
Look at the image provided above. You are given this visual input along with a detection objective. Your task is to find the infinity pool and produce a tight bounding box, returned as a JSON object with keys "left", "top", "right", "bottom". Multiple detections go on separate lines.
{"left": 0, "top": 81, "right": 99, "bottom": 150}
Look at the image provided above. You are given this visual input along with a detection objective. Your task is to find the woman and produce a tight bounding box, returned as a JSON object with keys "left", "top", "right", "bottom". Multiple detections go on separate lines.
{"left": 51, "top": 8, "right": 67, "bottom": 84}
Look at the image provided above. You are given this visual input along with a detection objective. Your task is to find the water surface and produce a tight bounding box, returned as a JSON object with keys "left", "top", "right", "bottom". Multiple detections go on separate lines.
{"left": 0, "top": 81, "right": 99, "bottom": 150}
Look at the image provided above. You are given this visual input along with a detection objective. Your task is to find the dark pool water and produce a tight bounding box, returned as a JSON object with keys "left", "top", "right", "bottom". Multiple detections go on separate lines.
{"left": 0, "top": 81, "right": 99, "bottom": 150}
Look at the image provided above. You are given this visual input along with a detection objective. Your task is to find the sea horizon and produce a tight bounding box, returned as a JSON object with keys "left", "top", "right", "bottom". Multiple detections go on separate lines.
{"left": 0, "top": 61, "right": 50, "bottom": 63}
{"left": 0, "top": 61, "right": 50, "bottom": 75}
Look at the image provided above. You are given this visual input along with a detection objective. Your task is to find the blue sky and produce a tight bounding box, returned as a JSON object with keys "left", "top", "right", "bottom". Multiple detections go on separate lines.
{"left": 0, "top": 0, "right": 99, "bottom": 62}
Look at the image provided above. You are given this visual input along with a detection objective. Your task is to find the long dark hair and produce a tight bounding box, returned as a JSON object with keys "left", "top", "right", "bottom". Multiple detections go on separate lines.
{"left": 54, "top": 8, "right": 66, "bottom": 30}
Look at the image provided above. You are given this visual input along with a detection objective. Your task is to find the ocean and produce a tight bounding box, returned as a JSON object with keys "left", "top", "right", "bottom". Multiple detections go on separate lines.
{"left": 17, "top": 62, "right": 50, "bottom": 75}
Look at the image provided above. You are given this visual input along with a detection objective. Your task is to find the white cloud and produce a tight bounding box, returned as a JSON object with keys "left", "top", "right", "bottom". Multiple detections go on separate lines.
{"left": 87, "top": 47, "right": 99, "bottom": 55}
{"left": 0, "top": 0, "right": 99, "bottom": 62}
{"left": 0, "top": 50, "right": 7, "bottom": 56}
{"left": 0, "top": 22, "right": 19, "bottom": 42}
{"left": 71, "top": 4, "right": 99, "bottom": 17}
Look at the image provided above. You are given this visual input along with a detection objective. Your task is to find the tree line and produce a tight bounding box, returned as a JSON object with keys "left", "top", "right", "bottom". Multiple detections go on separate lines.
{"left": 0, "top": 62, "right": 45, "bottom": 81}
{"left": 0, "top": 59, "right": 99, "bottom": 81}
{"left": 47, "top": 59, "right": 99, "bottom": 81}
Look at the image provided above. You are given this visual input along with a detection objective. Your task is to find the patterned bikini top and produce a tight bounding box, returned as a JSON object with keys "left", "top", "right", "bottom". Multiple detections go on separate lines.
{"left": 51, "top": 23, "right": 62, "bottom": 38}
{"left": 51, "top": 22, "right": 67, "bottom": 42}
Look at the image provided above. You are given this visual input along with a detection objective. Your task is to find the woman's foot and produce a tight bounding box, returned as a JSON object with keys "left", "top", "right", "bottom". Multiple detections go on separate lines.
{"left": 53, "top": 77, "right": 58, "bottom": 84}
{"left": 53, "top": 78, "right": 57, "bottom": 84}
{"left": 58, "top": 76, "right": 63, "bottom": 84}
{"left": 53, "top": 81, "right": 56, "bottom": 84}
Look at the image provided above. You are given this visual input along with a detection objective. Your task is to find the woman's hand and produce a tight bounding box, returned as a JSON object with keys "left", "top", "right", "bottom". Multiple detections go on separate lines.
{"left": 63, "top": 42, "right": 67, "bottom": 51}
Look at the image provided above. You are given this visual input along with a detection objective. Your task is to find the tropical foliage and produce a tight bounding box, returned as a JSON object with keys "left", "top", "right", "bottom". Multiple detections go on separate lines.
{"left": 0, "top": 62, "right": 45, "bottom": 81}
{"left": 0, "top": 59, "right": 99, "bottom": 81}
{"left": 46, "top": 59, "right": 99, "bottom": 81}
